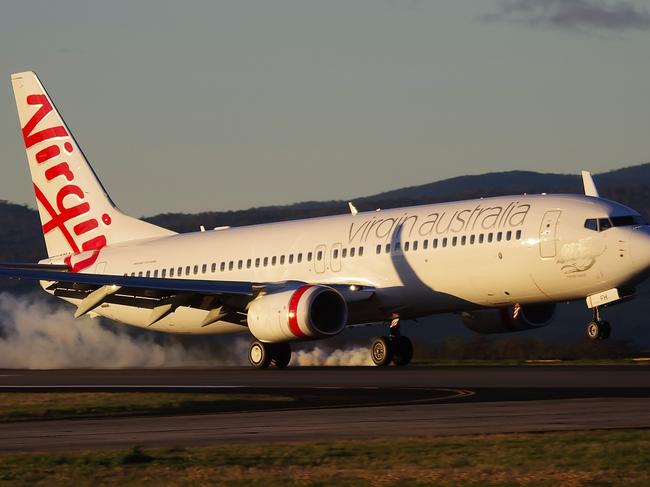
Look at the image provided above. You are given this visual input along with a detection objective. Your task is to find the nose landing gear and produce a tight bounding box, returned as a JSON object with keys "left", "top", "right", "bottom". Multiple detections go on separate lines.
{"left": 587, "top": 307, "right": 611, "bottom": 340}
{"left": 370, "top": 316, "right": 414, "bottom": 367}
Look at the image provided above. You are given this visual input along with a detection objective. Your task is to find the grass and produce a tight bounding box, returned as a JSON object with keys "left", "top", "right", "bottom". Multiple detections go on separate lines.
{"left": 1, "top": 430, "right": 650, "bottom": 486}
{"left": 0, "top": 392, "right": 294, "bottom": 422}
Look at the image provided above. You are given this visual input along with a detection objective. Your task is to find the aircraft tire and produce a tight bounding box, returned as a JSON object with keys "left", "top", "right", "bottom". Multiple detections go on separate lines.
{"left": 392, "top": 336, "right": 413, "bottom": 366}
{"left": 249, "top": 340, "right": 272, "bottom": 369}
{"left": 371, "top": 336, "right": 394, "bottom": 366}
{"left": 587, "top": 320, "right": 611, "bottom": 340}
{"left": 600, "top": 321, "right": 611, "bottom": 339}
{"left": 270, "top": 343, "right": 292, "bottom": 368}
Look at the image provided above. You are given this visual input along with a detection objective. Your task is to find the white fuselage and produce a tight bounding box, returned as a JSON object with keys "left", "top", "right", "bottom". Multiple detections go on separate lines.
{"left": 46, "top": 193, "right": 650, "bottom": 335}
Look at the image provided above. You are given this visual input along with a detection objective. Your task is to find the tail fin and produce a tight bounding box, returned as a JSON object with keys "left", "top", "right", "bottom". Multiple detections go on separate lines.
{"left": 11, "top": 71, "right": 175, "bottom": 266}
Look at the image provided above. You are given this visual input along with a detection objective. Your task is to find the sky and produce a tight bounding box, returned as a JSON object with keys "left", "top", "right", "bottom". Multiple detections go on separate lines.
{"left": 0, "top": 0, "right": 649, "bottom": 216}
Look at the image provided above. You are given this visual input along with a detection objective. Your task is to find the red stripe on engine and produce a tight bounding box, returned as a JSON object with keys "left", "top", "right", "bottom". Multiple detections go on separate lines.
{"left": 288, "top": 285, "right": 313, "bottom": 338}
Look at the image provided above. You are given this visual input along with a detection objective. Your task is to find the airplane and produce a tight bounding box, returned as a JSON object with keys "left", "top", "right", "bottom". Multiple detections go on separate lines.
{"left": 2, "top": 71, "right": 650, "bottom": 368}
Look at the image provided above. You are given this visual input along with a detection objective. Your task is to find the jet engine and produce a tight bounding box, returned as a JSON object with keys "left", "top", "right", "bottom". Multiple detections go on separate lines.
{"left": 461, "top": 303, "right": 555, "bottom": 334}
{"left": 247, "top": 284, "right": 348, "bottom": 342}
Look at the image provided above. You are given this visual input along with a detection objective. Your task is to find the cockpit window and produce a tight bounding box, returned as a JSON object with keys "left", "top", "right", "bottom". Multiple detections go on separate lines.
{"left": 611, "top": 215, "right": 646, "bottom": 227}
{"left": 598, "top": 218, "right": 612, "bottom": 231}
{"left": 584, "top": 219, "right": 598, "bottom": 231}
{"left": 585, "top": 215, "right": 646, "bottom": 232}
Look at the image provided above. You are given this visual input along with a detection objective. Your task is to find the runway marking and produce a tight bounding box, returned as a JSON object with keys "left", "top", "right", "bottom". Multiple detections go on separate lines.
{"left": 0, "top": 385, "right": 247, "bottom": 389}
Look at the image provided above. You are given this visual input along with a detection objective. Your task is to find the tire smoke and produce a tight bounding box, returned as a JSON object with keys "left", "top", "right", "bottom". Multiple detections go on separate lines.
{"left": 0, "top": 293, "right": 373, "bottom": 368}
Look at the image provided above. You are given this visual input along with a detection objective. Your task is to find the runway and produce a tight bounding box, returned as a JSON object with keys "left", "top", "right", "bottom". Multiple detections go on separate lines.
{"left": 0, "top": 366, "right": 649, "bottom": 452}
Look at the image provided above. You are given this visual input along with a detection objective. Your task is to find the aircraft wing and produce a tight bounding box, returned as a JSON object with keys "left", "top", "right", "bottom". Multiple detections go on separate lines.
{"left": 0, "top": 263, "right": 374, "bottom": 325}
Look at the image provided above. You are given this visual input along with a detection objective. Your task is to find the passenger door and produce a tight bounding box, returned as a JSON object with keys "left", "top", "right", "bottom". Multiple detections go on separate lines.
{"left": 539, "top": 211, "right": 561, "bottom": 258}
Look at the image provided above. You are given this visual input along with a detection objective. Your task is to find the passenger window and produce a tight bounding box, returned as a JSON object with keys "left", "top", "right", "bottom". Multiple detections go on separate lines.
{"left": 443, "top": 238, "right": 448, "bottom": 247}
{"left": 376, "top": 244, "right": 382, "bottom": 254}
{"left": 497, "top": 232, "right": 502, "bottom": 242}
{"left": 461, "top": 236, "right": 466, "bottom": 246}
{"left": 170, "top": 268, "right": 175, "bottom": 277}
{"left": 194, "top": 265, "right": 199, "bottom": 275}
{"left": 433, "top": 239, "right": 438, "bottom": 249}
{"left": 488, "top": 233, "right": 493, "bottom": 243}
{"left": 307, "top": 252, "right": 313, "bottom": 262}
{"left": 289, "top": 254, "right": 294, "bottom": 264}
{"left": 255, "top": 258, "right": 260, "bottom": 268}
{"left": 220, "top": 262, "right": 226, "bottom": 272}
{"left": 342, "top": 248, "right": 347, "bottom": 258}
{"left": 297, "top": 253, "right": 303, "bottom": 263}
{"left": 394, "top": 242, "right": 401, "bottom": 253}
{"left": 131, "top": 272, "right": 135, "bottom": 276}
{"left": 451, "top": 237, "right": 456, "bottom": 247}
{"left": 247, "top": 259, "right": 252, "bottom": 268}
{"left": 506, "top": 231, "right": 512, "bottom": 241}
{"left": 211, "top": 263, "right": 216, "bottom": 272}
{"left": 413, "top": 241, "right": 418, "bottom": 251}
{"left": 404, "top": 242, "right": 410, "bottom": 252}
{"left": 359, "top": 246, "right": 364, "bottom": 256}
{"left": 272, "top": 256, "right": 277, "bottom": 266}
{"left": 177, "top": 267, "right": 182, "bottom": 276}
{"left": 470, "top": 235, "right": 475, "bottom": 245}
{"left": 138, "top": 271, "right": 143, "bottom": 277}
{"left": 161, "top": 269, "right": 166, "bottom": 278}
{"left": 186, "top": 266, "right": 191, "bottom": 275}
{"left": 154, "top": 269, "right": 159, "bottom": 278}
{"left": 317, "top": 251, "right": 323, "bottom": 261}
{"left": 202, "top": 264, "right": 207, "bottom": 274}
{"left": 516, "top": 230, "right": 522, "bottom": 240}
{"left": 423, "top": 240, "right": 428, "bottom": 250}
{"left": 385, "top": 243, "right": 391, "bottom": 253}
{"left": 263, "top": 257, "right": 269, "bottom": 267}
{"left": 479, "top": 234, "right": 484, "bottom": 244}
{"left": 333, "top": 249, "right": 338, "bottom": 259}
{"left": 146, "top": 270, "right": 151, "bottom": 278}
{"left": 280, "top": 255, "right": 285, "bottom": 265}
{"left": 350, "top": 247, "right": 356, "bottom": 257}
{"left": 228, "top": 261, "right": 234, "bottom": 271}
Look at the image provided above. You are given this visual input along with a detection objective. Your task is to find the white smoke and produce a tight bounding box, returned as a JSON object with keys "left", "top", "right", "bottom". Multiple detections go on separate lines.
{"left": 0, "top": 293, "right": 249, "bottom": 368}
{"left": 0, "top": 293, "right": 373, "bottom": 368}
{"left": 291, "top": 345, "right": 372, "bottom": 366}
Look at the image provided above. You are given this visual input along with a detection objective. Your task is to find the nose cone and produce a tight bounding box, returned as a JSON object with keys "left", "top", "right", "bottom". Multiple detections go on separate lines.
{"left": 631, "top": 226, "right": 650, "bottom": 277}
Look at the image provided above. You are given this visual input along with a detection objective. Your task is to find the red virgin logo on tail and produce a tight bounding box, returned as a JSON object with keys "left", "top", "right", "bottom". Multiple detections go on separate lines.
{"left": 23, "top": 94, "right": 109, "bottom": 271}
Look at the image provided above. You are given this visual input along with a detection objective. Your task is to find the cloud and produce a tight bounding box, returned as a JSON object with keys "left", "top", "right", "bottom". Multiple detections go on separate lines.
{"left": 483, "top": 0, "right": 650, "bottom": 31}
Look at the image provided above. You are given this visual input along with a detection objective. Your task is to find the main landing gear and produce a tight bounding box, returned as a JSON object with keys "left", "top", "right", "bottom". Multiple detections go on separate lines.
{"left": 586, "top": 306, "right": 611, "bottom": 340}
{"left": 248, "top": 340, "right": 292, "bottom": 369}
{"left": 370, "top": 316, "right": 414, "bottom": 367}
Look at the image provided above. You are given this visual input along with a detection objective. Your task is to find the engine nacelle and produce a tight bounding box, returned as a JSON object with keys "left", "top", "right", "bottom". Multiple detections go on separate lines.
{"left": 247, "top": 284, "right": 348, "bottom": 343}
{"left": 461, "top": 303, "right": 555, "bottom": 334}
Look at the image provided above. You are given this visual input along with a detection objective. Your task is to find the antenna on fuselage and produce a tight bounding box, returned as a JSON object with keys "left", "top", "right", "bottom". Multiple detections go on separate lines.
{"left": 348, "top": 202, "right": 358, "bottom": 216}
{"left": 581, "top": 171, "right": 600, "bottom": 197}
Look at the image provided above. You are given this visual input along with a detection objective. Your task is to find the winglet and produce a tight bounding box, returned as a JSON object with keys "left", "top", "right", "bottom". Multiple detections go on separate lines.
{"left": 581, "top": 171, "right": 599, "bottom": 197}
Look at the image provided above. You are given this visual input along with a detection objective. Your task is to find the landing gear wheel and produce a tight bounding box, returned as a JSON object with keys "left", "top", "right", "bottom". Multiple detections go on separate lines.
{"left": 392, "top": 336, "right": 413, "bottom": 366}
{"left": 270, "top": 343, "right": 292, "bottom": 369}
{"left": 600, "top": 321, "right": 611, "bottom": 339}
{"left": 248, "top": 340, "right": 271, "bottom": 369}
{"left": 587, "top": 320, "right": 611, "bottom": 340}
{"left": 371, "top": 336, "right": 394, "bottom": 366}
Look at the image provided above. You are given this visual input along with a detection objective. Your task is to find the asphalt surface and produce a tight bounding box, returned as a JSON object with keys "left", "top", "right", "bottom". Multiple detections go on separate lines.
{"left": 0, "top": 366, "right": 649, "bottom": 452}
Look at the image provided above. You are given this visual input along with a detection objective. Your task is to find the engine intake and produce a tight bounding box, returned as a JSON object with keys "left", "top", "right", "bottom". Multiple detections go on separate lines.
{"left": 462, "top": 303, "right": 555, "bottom": 334}
{"left": 247, "top": 284, "right": 348, "bottom": 343}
